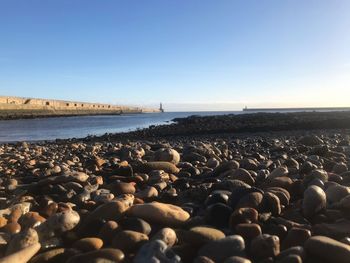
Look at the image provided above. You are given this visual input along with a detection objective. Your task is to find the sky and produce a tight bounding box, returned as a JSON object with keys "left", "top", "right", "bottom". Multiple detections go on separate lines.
{"left": 0, "top": 0, "right": 349, "bottom": 111}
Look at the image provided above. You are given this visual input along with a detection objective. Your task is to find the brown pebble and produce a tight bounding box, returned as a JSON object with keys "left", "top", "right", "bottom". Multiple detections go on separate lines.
{"left": 230, "top": 207, "right": 259, "bottom": 227}
{"left": 0, "top": 217, "right": 8, "bottom": 228}
{"left": 250, "top": 234, "right": 280, "bottom": 260}
{"left": 282, "top": 227, "right": 311, "bottom": 249}
{"left": 66, "top": 248, "right": 124, "bottom": 263}
{"left": 72, "top": 237, "right": 103, "bottom": 252}
{"left": 98, "top": 221, "right": 119, "bottom": 244}
{"left": 235, "top": 223, "right": 262, "bottom": 241}
{"left": 1, "top": 222, "right": 21, "bottom": 234}
{"left": 111, "top": 230, "right": 148, "bottom": 252}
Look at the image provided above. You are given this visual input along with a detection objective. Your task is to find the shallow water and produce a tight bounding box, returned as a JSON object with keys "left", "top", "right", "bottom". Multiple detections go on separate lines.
{"left": 0, "top": 111, "right": 242, "bottom": 142}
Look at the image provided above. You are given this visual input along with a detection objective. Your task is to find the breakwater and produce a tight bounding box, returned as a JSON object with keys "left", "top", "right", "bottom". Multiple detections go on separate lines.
{"left": 0, "top": 96, "right": 159, "bottom": 119}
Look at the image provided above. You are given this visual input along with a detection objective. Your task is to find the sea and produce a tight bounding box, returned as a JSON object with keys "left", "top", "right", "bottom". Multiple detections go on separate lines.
{"left": 0, "top": 111, "right": 242, "bottom": 142}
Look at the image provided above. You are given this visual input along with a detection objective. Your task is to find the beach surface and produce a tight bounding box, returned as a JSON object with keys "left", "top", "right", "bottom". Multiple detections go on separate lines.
{"left": 0, "top": 111, "right": 350, "bottom": 262}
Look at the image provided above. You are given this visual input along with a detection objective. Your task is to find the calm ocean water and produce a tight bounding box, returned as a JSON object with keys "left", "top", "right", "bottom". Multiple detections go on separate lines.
{"left": 0, "top": 111, "right": 242, "bottom": 142}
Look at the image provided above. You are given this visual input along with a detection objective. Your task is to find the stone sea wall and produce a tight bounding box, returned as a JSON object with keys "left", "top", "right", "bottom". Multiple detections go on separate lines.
{"left": 0, "top": 96, "right": 159, "bottom": 119}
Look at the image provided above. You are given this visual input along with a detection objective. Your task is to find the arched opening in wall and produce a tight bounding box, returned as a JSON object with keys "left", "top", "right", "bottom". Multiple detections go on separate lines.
{"left": 46, "top": 101, "right": 50, "bottom": 106}
{"left": 93, "top": 105, "right": 96, "bottom": 108}
{"left": 74, "top": 103, "right": 77, "bottom": 107}
{"left": 108, "top": 105, "right": 111, "bottom": 108}
{"left": 102, "top": 106, "right": 104, "bottom": 108}
{"left": 81, "top": 104, "right": 84, "bottom": 107}
{"left": 66, "top": 103, "right": 69, "bottom": 106}
{"left": 98, "top": 105, "right": 100, "bottom": 108}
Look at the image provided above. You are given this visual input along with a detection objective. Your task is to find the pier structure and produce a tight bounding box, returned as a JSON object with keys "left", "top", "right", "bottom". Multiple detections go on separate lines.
{"left": 0, "top": 96, "right": 160, "bottom": 119}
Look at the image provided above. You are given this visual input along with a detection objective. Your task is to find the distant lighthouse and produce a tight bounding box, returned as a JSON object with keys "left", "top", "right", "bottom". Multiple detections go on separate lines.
{"left": 159, "top": 103, "right": 164, "bottom": 113}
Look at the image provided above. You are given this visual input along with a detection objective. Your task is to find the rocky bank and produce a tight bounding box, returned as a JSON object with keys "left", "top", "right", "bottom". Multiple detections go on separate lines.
{"left": 0, "top": 112, "right": 350, "bottom": 262}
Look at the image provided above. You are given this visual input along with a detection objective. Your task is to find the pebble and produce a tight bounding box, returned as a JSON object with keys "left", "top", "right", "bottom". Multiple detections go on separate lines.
{"left": 0, "top": 243, "right": 41, "bottom": 263}
{"left": 250, "top": 234, "right": 280, "bottom": 260}
{"left": 154, "top": 148, "right": 181, "bottom": 164}
{"left": 198, "top": 235, "right": 246, "bottom": 262}
{"left": 128, "top": 202, "right": 190, "bottom": 225}
{"left": 119, "top": 217, "right": 151, "bottom": 235}
{"left": 111, "top": 230, "right": 149, "bottom": 252}
{"left": 235, "top": 223, "right": 262, "bottom": 241}
{"left": 282, "top": 227, "right": 311, "bottom": 249}
{"left": 151, "top": 227, "right": 177, "bottom": 247}
{"left": 66, "top": 248, "right": 125, "bottom": 263}
{"left": 302, "top": 185, "right": 326, "bottom": 218}
{"left": 73, "top": 237, "right": 103, "bottom": 251}
{"left": 305, "top": 235, "right": 350, "bottom": 263}
{"left": 0, "top": 128, "right": 350, "bottom": 262}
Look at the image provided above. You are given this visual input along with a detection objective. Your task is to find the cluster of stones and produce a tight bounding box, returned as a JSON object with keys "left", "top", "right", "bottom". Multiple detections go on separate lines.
{"left": 0, "top": 132, "right": 349, "bottom": 262}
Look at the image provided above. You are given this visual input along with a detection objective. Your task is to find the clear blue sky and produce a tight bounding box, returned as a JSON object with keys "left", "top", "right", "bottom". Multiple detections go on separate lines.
{"left": 0, "top": 0, "right": 349, "bottom": 111}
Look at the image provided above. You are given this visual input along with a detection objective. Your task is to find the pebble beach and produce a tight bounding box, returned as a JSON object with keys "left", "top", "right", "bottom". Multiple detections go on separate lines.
{"left": 0, "top": 112, "right": 350, "bottom": 263}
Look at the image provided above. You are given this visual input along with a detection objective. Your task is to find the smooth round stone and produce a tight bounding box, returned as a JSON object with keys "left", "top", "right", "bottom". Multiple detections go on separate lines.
{"left": 154, "top": 148, "right": 181, "bottom": 164}
{"left": 250, "top": 234, "right": 280, "bottom": 260}
{"left": 29, "top": 248, "right": 66, "bottom": 263}
{"left": 136, "top": 161, "right": 180, "bottom": 174}
{"left": 282, "top": 227, "right": 311, "bottom": 249}
{"left": 0, "top": 217, "right": 8, "bottom": 228}
{"left": 325, "top": 184, "right": 350, "bottom": 204}
{"left": 230, "top": 208, "right": 259, "bottom": 227}
{"left": 134, "top": 240, "right": 181, "bottom": 263}
{"left": 6, "top": 228, "right": 39, "bottom": 255}
{"left": 151, "top": 227, "right": 177, "bottom": 247}
{"left": 263, "top": 192, "right": 281, "bottom": 216}
{"left": 266, "top": 188, "right": 290, "bottom": 207}
{"left": 81, "top": 201, "right": 130, "bottom": 230}
{"left": 73, "top": 237, "right": 103, "bottom": 252}
{"left": 205, "top": 192, "right": 229, "bottom": 206}
{"left": 0, "top": 242, "right": 41, "bottom": 263}
{"left": 302, "top": 185, "right": 326, "bottom": 218}
{"left": 235, "top": 223, "right": 262, "bottom": 241}
{"left": 223, "top": 256, "right": 252, "bottom": 263}
{"left": 269, "top": 166, "right": 289, "bottom": 179}
{"left": 128, "top": 202, "right": 190, "bottom": 226}
{"left": 98, "top": 221, "right": 119, "bottom": 244}
{"left": 205, "top": 203, "right": 232, "bottom": 228}
{"left": 236, "top": 192, "right": 263, "bottom": 210}
{"left": 1, "top": 222, "right": 21, "bottom": 234}
{"left": 198, "top": 235, "right": 246, "bottom": 262}
{"left": 111, "top": 230, "right": 149, "bottom": 252}
{"left": 305, "top": 236, "right": 350, "bottom": 263}
{"left": 225, "top": 168, "right": 255, "bottom": 185}
{"left": 108, "top": 181, "right": 135, "bottom": 195}
{"left": 178, "top": 226, "right": 225, "bottom": 246}
{"left": 276, "top": 246, "right": 305, "bottom": 261}
{"left": 207, "top": 158, "right": 220, "bottom": 168}
{"left": 134, "top": 186, "right": 158, "bottom": 200}
{"left": 66, "top": 248, "right": 125, "bottom": 263}
{"left": 119, "top": 217, "right": 151, "bottom": 235}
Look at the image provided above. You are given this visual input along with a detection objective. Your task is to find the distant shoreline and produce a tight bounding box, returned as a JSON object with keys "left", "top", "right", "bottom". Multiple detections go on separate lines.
{"left": 243, "top": 106, "right": 350, "bottom": 112}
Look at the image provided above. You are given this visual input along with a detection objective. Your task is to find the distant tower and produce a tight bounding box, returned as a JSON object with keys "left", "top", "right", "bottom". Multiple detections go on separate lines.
{"left": 159, "top": 102, "right": 164, "bottom": 113}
